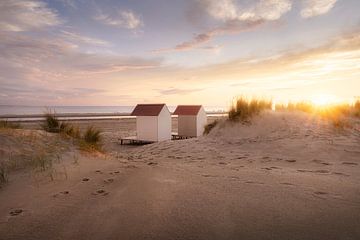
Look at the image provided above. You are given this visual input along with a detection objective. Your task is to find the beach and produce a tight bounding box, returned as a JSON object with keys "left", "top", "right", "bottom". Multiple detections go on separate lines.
{"left": 1, "top": 111, "right": 359, "bottom": 240}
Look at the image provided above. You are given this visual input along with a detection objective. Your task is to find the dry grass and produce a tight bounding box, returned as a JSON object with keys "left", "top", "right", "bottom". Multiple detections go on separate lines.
{"left": 42, "top": 111, "right": 61, "bottom": 133}
{"left": 276, "top": 101, "right": 314, "bottom": 113}
{"left": 229, "top": 97, "right": 272, "bottom": 122}
{"left": 203, "top": 120, "right": 219, "bottom": 135}
{"left": 0, "top": 161, "right": 8, "bottom": 186}
{"left": 60, "top": 122, "right": 81, "bottom": 139}
{"left": 275, "top": 100, "right": 360, "bottom": 130}
{"left": 83, "top": 126, "right": 101, "bottom": 144}
{"left": 0, "top": 130, "right": 70, "bottom": 183}
{"left": 332, "top": 118, "right": 351, "bottom": 130}
{"left": 276, "top": 100, "right": 360, "bottom": 118}
{"left": 30, "top": 148, "right": 55, "bottom": 172}
{"left": 42, "top": 111, "right": 80, "bottom": 138}
{"left": 0, "top": 120, "right": 21, "bottom": 129}
{"left": 42, "top": 111, "right": 102, "bottom": 152}
{"left": 79, "top": 126, "right": 102, "bottom": 152}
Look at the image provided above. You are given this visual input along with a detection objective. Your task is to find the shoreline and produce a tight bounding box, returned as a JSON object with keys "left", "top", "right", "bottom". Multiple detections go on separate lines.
{"left": 0, "top": 112, "right": 227, "bottom": 122}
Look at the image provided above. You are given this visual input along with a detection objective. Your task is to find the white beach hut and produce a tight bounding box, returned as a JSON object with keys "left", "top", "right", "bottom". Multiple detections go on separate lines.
{"left": 173, "top": 105, "right": 207, "bottom": 137}
{"left": 130, "top": 104, "right": 171, "bottom": 142}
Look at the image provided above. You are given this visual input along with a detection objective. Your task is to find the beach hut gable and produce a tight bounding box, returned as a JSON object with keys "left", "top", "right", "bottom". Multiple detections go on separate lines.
{"left": 131, "top": 104, "right": 165, "bottom": 116}
{"left": 131, "top": 104, "right": 171, "bottom": 142}
{"left": 174, "top": 105, "right": 207, "bottom": 137}
{"left": 173, "top": 105, "right": 202, "bottom": 115}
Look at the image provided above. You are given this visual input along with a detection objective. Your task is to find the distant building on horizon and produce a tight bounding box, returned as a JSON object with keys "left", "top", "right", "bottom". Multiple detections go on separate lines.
{"left": 131, "top": 104, "right": 171, "bottom": 142}
{"left": 173, "top": 105, "right": 207, "bottom": 137}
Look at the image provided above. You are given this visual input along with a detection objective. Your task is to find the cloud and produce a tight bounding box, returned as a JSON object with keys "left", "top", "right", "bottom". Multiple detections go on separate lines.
{"left": 154, "top": 19, "right": 265, "bottom": 53}
{"left": 0, "top": 27, "right": 162, "bottom": 105}
{"left": 204, "top": 0, "right": 292, "bottom": 21}
{"left": 0, "top": 0, "right": 62, "bottom": 31}
{"left": 155, "top": 87, "right": 204, "bottom": 95}
{"left": 0, "top": 31, "right": 161, "bottom": 77}
{"left": 155, "top": 0, "right": 291, "bottom": 52}
{"left": 0, "top": 81, "right": 114, "bottom": 105}
{"left": 56, "top": 0, "right": 77, "bottom": 9}
{"left": 94, "top": 9, "right": 143, "bottom": 29}
{"left": 0, "top": 83, "right": 105, "bottom": 99}
{"left": 301, "top": 0, "right": 338, "bottom": 18}
{"left": 60, "top": 30, "right": 110, "bottom": 46}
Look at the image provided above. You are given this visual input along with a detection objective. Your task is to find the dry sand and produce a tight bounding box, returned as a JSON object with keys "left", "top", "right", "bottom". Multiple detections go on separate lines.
{"left": 0, "top": 112, "right": 359, "bottom": 240}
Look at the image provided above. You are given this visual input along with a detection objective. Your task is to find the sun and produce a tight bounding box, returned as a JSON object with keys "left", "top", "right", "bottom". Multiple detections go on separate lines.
{"left": 311, "top": 94, "right": 337, "bottom": 106}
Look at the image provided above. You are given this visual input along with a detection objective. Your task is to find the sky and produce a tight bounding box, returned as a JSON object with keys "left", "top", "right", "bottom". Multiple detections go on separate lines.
{"left": 0, "top": 0, "right": 360, "bottom": 107}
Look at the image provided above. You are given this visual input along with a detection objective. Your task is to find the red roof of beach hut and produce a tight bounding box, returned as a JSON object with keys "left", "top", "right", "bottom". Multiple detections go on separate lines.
{"left": 131, "top": 104, "right": 166, "bottom": 116}
{"left": 173, "top": 105, "right": 202, "bottom": 115}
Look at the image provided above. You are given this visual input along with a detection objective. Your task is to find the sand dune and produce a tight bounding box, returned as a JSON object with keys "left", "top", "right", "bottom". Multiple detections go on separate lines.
{"left": 0, "top": 112, "right": 359, "bottom": 240}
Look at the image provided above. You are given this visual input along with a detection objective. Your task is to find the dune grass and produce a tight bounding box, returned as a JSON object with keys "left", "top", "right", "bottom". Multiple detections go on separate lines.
{"left": 41, "top": 111, "right": 102, "bottom": 151}
{"left": 59, "top": 122, "right": 81, "bottom": 139}
{"left": 42, "top": 111, "right": 81, "bottom": 138}
{"left": 276, "top": 100, "right": 360, "bottom": 118}
{"left": 83, "top": 126, "right": 101, "bottom": 144}
{"left": 79, "top": 126, "right": 102, "bottom": 151}
{"left": 0, "top": 120, "right": 21, "bottom": 129}
{"left": 275, "top": 100, "right": 360, "bottom": 130}
{"left": 0, "top": 161, "right": 8, "bottom": 186}
{"left": 203, "top": 120, "right": 219, "bottom": 135}
{"left": 42, "top": 111, "right": 61, "bottom": 133}
{"left": 31, "top": 151, "right": 53, "bottom": 172}
{"left": 228, "top": 97, "right": 272, "bottom": 122}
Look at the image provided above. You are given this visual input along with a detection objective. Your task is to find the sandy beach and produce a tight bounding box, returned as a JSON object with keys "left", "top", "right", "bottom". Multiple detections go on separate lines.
{"left": 0, "top": 111, "right": 359, "bottom": 240}
{"left": 2, "top": 0, "right": 360, "bottom": 239}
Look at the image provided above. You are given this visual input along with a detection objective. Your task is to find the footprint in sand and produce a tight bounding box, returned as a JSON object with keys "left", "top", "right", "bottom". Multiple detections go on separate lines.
{"left": 92, "top": 189, "right": 109, "bottom": 196}
{"left": 314, "top": 191, "right": 328, "bottom": 195}
{"left": 95, "top": 170, "right": 103, "bottom": 174}
{"left": 332, "top": 172, "right": 350, "bottom": 177}
{"left": 53, "top": 191, "right": 70, "bottom": 198}
{"left": 280, "top": 182, "right": 295, "bottom": 186}
{"left": 9, "top": 209, "right": 23, "bottom": 216}
{"left": 82, "top": 178, "right": 90, "bottom": 182}
{"left": 147, "top": 162, "right": 158, "bottom": 166}
{"left": 342, "top": 162, "right": 358, "bottom": 166}
{"left": 297, "top": 169, "right": 329, "bottom": 174}
{"left": 245, "top": 181, "right": 264, "bottom": 185}
{"left": 262, "top": 167, "right": 273, "bottom": 171}
{"left": 122, "top": 165, "right": 138, "bottom": 169}
{"left": 202, "top": 174, "right": 217, "bottom": 178}
{"left": 285, "top": 159, "right": 296, "bottom": 163}
{"left": 104, "top": 178, "right": 114, "bottom": 184}
{"left": 270, "top": 166, "right": 281, "bottom": 169}
{"left": 314, "top": 170, "right": 330, "bottom": 174}
{"left": 312, "top": 159, "right": 331, "bottom": 166}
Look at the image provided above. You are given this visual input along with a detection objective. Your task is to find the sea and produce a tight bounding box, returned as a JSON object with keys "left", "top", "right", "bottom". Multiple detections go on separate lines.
{"left": 0, "top": 105, "right": 227, "bottom": 121}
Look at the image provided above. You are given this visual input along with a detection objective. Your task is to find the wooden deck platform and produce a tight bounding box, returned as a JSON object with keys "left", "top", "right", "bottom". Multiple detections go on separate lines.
{"left": 120, "top": 134, "right": 196, "bottom": 145}
{"left": 171, "top": 132, "right": 195, "bottom": 140}
{"left": 119, "top": 136, "right": 155, "bottom": 145}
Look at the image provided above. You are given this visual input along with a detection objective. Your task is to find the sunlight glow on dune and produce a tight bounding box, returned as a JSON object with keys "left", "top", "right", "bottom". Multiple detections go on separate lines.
{"left": 311, "top": 93, "right": 339, "bottom": 106}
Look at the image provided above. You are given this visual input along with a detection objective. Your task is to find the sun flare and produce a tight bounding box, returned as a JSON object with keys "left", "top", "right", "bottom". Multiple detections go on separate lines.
{"left": 311, "top": 94, "right": 338, "bottom": 106}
